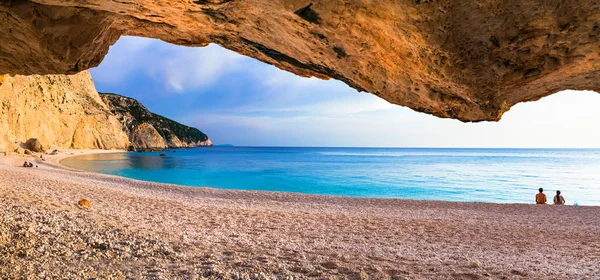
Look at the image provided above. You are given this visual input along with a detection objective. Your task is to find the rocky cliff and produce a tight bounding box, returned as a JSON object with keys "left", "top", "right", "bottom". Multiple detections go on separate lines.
{"left": 0, "top": 71, "right": 211, "bottom": 153}
{"left": 0, "top": 71, "right": 129, "bottom": 153}
{"left": 0, "top": 0, "right": 599, "bottom": 122}
{"left": 100, "top": 93, "right": 212, "bottom": 150}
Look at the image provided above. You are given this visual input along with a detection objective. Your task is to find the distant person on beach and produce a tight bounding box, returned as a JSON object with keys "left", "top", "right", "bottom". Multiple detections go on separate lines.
{"left": 536, "top": 188, "right": 547, "bottom": 204}
{"left": 553, "top": 190, "right": 566, "bottom": 205}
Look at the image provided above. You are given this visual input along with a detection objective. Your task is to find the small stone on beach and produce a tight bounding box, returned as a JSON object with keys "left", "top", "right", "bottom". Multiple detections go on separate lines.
{"left": 78, "top": 199, "right": 91, "bottom": 207}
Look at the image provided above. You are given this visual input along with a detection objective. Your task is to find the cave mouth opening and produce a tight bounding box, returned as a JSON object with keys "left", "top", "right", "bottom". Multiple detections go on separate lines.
{"left": 85, "top": 36, "right": 600, "bottom": 148}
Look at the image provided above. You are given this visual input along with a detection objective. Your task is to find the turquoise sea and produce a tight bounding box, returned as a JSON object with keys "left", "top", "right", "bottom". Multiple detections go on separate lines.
{"left": 61, "top": 147, "right": 600, "bottom": 206}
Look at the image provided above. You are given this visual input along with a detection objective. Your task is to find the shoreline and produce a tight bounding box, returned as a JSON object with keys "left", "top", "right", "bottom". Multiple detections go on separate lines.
{"left": 1, "top": 149, "right": 599, "bottom": 279}
{"left": 53, "top": 149, "right": 526, "bottom": 207}
{"left": 56, "top": 149, "right": 596, "bottom": 207}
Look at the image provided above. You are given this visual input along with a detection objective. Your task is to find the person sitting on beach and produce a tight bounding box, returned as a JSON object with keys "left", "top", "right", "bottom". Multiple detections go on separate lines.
{"left": 553, "top": 190, "right": 566, "bottom": 205}
{"left": 23, "top": 161, "right": 28, "bottom": 167}
{"left": 536, "top": 188, "right": 547, "bottom": 204}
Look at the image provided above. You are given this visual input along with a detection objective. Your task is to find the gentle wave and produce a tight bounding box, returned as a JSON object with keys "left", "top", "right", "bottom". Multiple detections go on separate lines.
{"left": 315, "top": 150, "right": 600, "bottom": 159}
{"left": 62, "top": 147, "right": 600, "bottom": 206}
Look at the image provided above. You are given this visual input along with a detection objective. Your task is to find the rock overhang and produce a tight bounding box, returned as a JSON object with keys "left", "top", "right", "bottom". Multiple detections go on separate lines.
{"left": 0, "top": 0, "right": 598, "bottom": 122}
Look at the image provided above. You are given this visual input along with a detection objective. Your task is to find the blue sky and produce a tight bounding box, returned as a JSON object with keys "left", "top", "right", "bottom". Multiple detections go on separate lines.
{"left": 90, "top": 36, "right": 600, "bottom": 147}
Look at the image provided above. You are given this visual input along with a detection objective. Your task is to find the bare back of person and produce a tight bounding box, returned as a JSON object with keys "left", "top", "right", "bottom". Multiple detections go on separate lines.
{"left": 553, "top": 190, "right": 565, "bottom": 205}
{"left": 536, "top": 188, "right": 547, "bottom": 204}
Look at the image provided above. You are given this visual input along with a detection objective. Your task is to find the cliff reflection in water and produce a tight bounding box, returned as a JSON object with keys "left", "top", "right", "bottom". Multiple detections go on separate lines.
{"left": 61, "top": 152, "right": 181, "bottom": 172}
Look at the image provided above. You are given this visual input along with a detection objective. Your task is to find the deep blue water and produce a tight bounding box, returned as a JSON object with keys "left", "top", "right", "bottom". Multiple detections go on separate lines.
{"left": 61, "top": 147, "right": 600, "bottom": 205}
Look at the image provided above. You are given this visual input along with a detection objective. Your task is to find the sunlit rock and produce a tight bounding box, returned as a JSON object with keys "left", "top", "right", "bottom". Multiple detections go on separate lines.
{"left": 0, "top": 71, "right": 129, "bottom": 152}
{"left": 0, "top": 0, "right": 599, "bottom": 121}
{"left": 101, "top": 93, "right": 211, "bottom": 149}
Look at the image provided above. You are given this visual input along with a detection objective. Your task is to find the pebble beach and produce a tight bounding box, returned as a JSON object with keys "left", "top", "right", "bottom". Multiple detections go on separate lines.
{"left": 1, "top": 150, "right": 599, "bottom": 279}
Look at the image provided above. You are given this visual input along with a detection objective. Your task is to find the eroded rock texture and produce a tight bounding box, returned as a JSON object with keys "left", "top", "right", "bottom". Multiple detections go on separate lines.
{"left": 0, "top": 72, "right": 212, "bottom": 152}
{"left": 0, "top": 71, "right": 129, "bottom": 152}
{"left": 1, "top": 0, "right": 599, "bottom": 121}
{"left": 101, "top": 93, "right": 212, "bottom": 149}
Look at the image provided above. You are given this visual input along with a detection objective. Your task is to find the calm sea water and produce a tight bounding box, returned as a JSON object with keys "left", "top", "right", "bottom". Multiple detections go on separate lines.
{"left": 61, "top": 147, "right": 600, "bottom": 205}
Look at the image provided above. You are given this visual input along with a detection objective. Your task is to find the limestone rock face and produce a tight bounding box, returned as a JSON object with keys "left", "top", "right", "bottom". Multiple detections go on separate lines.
{"left": 0, "top": 71, "right": 129, "bottom": 152}
{"left": 196, "top": 139, "right": 213, "bottom": 147}
{"left": 25, "top": 138, "right": 45, "bottom": 153}
{"left": 100, "top": 93, "right": 212, "bottom": 149}
{"left": 14, "top": 147, "right": 25, "bottom": 155}
{"left": 131, "top": 123, "right": 169, "bottom": 150}
{"left": 1, "top": 0, "right": 599, "bottom": 121}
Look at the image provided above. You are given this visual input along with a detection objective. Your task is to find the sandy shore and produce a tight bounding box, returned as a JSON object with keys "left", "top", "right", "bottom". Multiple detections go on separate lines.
{"left": 0, "top": 150, "right": 599, "bottom": 279}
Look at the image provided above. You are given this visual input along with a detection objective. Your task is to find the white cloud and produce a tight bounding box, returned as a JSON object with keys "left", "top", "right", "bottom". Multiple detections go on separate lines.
{"left": 231, "top": 93, "right": 395, "bottom": 116}
{"left": 90, "top": 36, "right": 154, "bottom": 84}
{"left": 92, "top": 37, "right": 251, "bottom": 93}
{"left": 308, "top": 94, "right": 396, "bottom": 115}
{"left": 253, "top": 64, "right": 322, "bottom": 88}
{"left": 91, "top": 37, "right": 600, "bottom": 148}
{"left": 184, "top": 90, "right": 600, "bottom": 148}
{"left": 153, "top": 44, "right": 250, "bottom": 93}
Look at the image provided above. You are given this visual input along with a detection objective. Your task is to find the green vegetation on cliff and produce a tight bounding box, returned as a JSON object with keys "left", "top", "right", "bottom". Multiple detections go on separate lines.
{"left": 100, "top": 93, "right": 211, "bottom": 149}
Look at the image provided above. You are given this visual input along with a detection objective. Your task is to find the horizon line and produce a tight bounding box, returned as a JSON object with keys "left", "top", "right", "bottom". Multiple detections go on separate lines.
{"left": 209, "top": 145, "right": 600, "bottom": 149}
